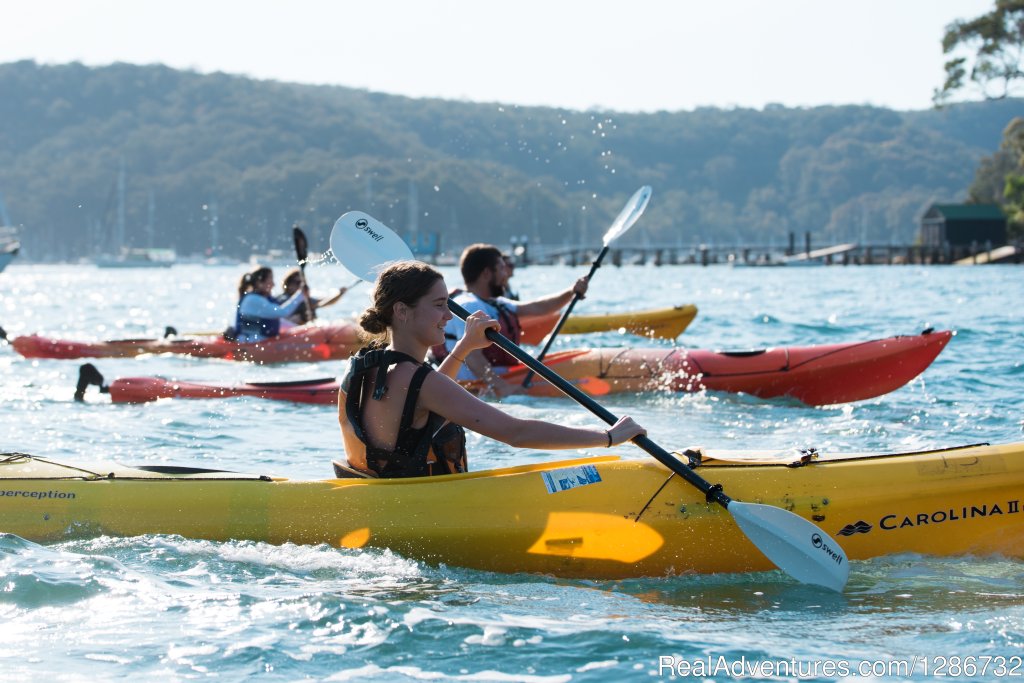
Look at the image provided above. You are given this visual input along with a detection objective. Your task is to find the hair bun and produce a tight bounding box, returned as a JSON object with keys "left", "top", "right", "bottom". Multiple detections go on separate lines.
{"left": 359, "top": 309, "right": 387, "bottom": 334}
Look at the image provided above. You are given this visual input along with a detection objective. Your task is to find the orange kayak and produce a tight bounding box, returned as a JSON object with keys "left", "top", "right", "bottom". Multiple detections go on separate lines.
{"left": 464, "top": 329, "right": 952, "bottom": 405}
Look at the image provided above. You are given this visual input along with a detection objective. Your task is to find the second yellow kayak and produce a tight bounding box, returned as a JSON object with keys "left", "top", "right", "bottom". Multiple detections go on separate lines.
{"left": 519, "top": 304, "right": 697, "bottom": 344}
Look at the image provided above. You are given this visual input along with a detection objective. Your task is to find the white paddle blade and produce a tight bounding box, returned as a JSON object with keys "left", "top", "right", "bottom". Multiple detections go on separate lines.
{"left": 602, "top": 185, "right": 652, "bottom": 246}
{"left": 730, "top": 501, "right": 849, "bottom": 592}
{"left": 330, "top": 211, "right": 413, "bottom": 282}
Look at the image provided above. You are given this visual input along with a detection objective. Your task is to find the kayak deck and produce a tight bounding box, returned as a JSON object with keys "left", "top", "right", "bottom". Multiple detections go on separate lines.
{"left": 2, "top": 441, "right": 1022, "bottom": 580}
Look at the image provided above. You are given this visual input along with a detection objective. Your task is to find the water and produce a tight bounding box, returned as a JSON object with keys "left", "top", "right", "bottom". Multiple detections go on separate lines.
{"left": 1, "top": 262, "right": 1022, "bottom": 681}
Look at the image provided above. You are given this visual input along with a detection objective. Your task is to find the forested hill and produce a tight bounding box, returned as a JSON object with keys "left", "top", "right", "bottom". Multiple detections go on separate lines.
{"left": 1, "top": 60, "right": 1019, "bottom": 261}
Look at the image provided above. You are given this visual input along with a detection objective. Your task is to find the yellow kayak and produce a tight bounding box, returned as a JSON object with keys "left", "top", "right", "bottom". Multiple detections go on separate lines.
{"left": 562, "top": 304, "right": 698, "bottom": 338}
{"left": 2, "top": 442, "right": 1022, "bottom": 580}
{"left": 518, "top": 304, "right": 697, "bottom": 344}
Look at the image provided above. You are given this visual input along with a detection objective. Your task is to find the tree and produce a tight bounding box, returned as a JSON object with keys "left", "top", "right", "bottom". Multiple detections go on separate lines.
{"left": 999, "top": 118, "right": 1024, "bottom": 238}
{"left": 934, "top": 0, "right": 1024, "bottom": 106}
{"left": 969, "top": 118, "right": 1024, "bottom": 238}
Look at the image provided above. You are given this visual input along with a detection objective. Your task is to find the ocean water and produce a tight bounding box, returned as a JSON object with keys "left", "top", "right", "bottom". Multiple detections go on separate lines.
{"left": 1, "top": 262, "right": 1022, "bottom": 681}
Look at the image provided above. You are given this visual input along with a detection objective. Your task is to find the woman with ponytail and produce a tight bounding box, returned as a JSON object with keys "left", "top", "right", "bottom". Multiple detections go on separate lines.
{"left": 338, "top": 260, "right": 645, "bottom": 479}
{"left": 230, "top": 266, "right": 308, "bottom": 343}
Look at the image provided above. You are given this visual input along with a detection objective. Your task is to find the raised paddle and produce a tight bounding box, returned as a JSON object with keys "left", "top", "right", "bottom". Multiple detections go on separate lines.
{"left": 329, "top": 210, "right": 850, "bottom": 592}
{"left": 523, "top": 185, "right": 652, "bottom": 387}
{"left": 293, "top": 223, "right": 315, "bottom": 323}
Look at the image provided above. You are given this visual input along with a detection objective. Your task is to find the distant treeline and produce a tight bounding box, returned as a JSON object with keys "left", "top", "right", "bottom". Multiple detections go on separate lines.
{"left": 0, "top": 60, "right": 1019, "bottom": 261}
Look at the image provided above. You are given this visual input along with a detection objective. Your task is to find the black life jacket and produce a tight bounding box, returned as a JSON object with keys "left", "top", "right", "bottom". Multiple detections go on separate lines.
{"left": 342, "top": 347, "right": 467, "bottom": 478}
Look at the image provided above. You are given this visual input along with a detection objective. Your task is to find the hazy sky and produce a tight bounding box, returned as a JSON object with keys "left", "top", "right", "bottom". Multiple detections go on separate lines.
{"left": 3, "top": 0, "right": 997, "bottom": 112}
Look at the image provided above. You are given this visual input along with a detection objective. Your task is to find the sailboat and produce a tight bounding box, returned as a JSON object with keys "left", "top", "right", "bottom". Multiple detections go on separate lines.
{"left": 0, "top": 227, "right": 18, "bottom": 273}
{"left": 94, "top": 162, "right": 176, "bottom": 268}
{"left": 0, "top": 193, "right": 19, "bottom": 272}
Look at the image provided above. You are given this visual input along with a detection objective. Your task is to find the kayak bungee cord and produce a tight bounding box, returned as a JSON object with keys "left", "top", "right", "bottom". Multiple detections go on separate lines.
{"left": 0, "top": 453, "right": 110, "bottom": 480}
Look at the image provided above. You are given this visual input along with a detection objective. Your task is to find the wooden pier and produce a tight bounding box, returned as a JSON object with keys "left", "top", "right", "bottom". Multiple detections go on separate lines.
{"left": 514, "top": 242, "right": 1021, "bottom": 267}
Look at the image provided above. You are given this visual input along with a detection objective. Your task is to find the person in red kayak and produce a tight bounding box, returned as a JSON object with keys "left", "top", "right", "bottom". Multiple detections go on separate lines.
{"left": 338, "top": 260, "right": 645, "bottom": 478}
{"left": 279, "top": 268, "right": 348, "bottom": 325}
{"left": 429, "top": 243, "right": 587, "bottom": 398}
{"left": 230, "top": 266, "right": 308, "bottom": 343}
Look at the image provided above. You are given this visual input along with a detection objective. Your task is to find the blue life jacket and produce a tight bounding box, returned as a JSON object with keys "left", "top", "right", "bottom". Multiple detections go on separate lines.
{"left": 235, "top": 293, "right": 281, "bottom": 341}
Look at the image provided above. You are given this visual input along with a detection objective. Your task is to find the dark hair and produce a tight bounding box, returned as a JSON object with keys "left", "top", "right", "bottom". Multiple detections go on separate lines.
{"left": 238, "top": 266, "right": 273, "bottom": 299}
{"left": 282, "top": 268, "right": 302, "bottom": 289}
{"left": 459, "top": 243, "right": 503, "bottom": 285}
{"left": 359, "top": 260, "right": 444, "bottom": 341}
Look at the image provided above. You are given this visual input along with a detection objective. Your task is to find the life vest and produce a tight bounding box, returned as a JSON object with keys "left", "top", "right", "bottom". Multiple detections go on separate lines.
{"left": 428, "top": 291, "right": 522, "bottom": 367}
{"left": 235, "top": 293, "right": 281, "bottom": 340}
{"left": 481, "top": 299, "right": 522, "bottom": 366}
{"left": 342, "top": 347, "right": 468, "bottom": 478}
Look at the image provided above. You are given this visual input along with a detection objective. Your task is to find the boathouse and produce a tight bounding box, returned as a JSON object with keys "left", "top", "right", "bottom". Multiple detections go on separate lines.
{"left": 919, "top": 203, "right": 1007, "bottom": 248}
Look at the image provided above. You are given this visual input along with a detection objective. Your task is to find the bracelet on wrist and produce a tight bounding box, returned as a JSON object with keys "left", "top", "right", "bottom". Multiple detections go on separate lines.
{"left": 605, "top": 430, "right": 612, "bottom": 447}
{"left": 451, "top": 353, "right": 467, "bottom": 364}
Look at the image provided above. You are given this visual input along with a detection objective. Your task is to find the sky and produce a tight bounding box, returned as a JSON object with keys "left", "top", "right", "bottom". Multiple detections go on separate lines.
{"left": 2, "top": 0, "right": 999, "bottom": 113}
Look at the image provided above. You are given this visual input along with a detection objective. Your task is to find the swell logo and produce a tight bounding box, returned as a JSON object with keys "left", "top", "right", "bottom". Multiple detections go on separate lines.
{"left": 811, "top": 533, "right": 844, "bottom": 566}
{"left": 354, "top": 217, "right": 383, "bottom": 242}
{"left": 837, "top": 521, "right": 872, "bottom": 536}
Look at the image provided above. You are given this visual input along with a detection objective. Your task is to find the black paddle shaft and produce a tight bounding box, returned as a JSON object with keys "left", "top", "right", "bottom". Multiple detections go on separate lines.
{"left": 292, "top": 225, "right": 315, "bottom": 321}
{"left": 522, "top": 244, "right": 609, "bottom": 387}
{"left": 449, "top": 298, "right": 731, "bottom": 508}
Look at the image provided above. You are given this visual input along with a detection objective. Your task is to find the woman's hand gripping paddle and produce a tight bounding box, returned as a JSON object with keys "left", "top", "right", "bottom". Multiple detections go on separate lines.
{"left": 329, "top": 210, "right": 849, "bottom": 592}
{"left": 523, "top": 185, "right": 652, "bottom": 387}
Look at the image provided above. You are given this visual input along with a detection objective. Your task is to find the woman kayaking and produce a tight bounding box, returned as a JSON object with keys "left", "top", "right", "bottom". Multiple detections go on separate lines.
{"left": 338, "top": 260, "right": 646, "bottom": 478}
{"left": 231, "top": 266, "right": 308, "bottom": 343}
{"left": 279, "top": 268, "right": 347, "bottom": 325}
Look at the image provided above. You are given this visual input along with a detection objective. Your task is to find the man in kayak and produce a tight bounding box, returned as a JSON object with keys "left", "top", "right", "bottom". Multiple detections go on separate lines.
{"left": 431, "top": 243, "right": 587, "bottom": 397}
{"left": 339, "top": 260, "right": 644, "bottom": 478}
{"left": 279, "top": 268, "right": 348, "bottom": 325}
{"left": 229, "top": 266, "right": 308, "bottom": 343}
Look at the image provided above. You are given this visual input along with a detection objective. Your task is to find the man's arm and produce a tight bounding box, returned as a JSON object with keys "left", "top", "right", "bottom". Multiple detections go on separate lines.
{"left": 514, "top": 277, "right": 588, "bottom": 317}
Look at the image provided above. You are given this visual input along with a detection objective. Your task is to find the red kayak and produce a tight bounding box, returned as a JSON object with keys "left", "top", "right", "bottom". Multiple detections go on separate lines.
{"left": 7, "top": 306, "right": 694, "bottom": 363}
{"left": 7, "top": 323, "right": 362, "bottom": 364}
{"left": 75, "top": 364, "right": 341, "bottom": 404}
{"left": 77, "top": 330, "right": 951, "bottom": 406}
